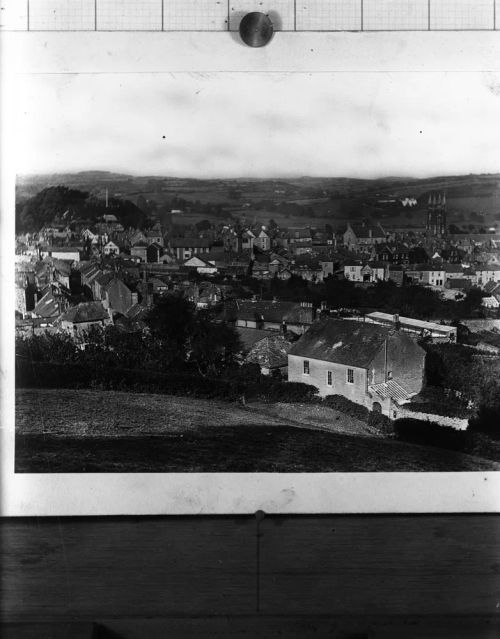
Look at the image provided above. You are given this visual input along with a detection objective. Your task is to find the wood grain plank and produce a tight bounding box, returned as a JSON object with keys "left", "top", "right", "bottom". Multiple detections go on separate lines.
{"left": 95, "top": 616, "right": 500, "bottom": 639}
{"left": 259, "top": 515, "right": 500, "bottom": 615}
{"left": 5, "top": 616, "right": 499, "bottom": 639}
{"left": 1, "top": 623, "right": 96, "bottom": 639}
{"left": 2, "top": 515, "right": 500, "bottom": 626}
{"left": 1, "top": 517, "right": 256, "bottom": 621}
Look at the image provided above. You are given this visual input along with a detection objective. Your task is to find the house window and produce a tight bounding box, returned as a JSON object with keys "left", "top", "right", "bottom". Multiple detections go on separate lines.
{"left": 347, "top": 368, "right": 354, "bottom": 384}
{"left": 327, "top": 371, "right": 333, "bottom": 386}
{"left": 303, "top": 360, "right": 310, "bottom": 375}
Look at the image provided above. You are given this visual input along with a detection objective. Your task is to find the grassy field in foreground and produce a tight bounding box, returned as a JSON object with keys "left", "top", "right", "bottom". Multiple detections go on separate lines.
{"left": 15, "top": 388, "right": 500, "bottom": 473}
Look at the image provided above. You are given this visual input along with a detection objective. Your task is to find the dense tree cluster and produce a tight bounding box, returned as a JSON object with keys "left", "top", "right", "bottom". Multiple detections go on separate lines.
{"left": 423, "top": 342, "right": 500, "bottom": 438}
{"left": 16, "top": 186, "right": 148, "bottom": 232}
{"left": 263, "top": 277, "right": 484, "bottom": 321}
{"left": 16, "top": 294, "right": 242, "bottom": 378}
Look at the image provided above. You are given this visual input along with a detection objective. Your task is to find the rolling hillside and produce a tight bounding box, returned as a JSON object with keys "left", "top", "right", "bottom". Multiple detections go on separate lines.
{"left": 15, "top": 389, "right": 500, "bottom": 473}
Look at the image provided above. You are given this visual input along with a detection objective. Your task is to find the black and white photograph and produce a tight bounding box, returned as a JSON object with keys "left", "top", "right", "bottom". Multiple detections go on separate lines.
{"left": 2, "top": 5, "right": 500, "bottom": 639}
{"left": 11, "top": 66, "right": 500, "bottom": 476}
{"left": 0, "top": 2, "right": 499, "bottom": 517}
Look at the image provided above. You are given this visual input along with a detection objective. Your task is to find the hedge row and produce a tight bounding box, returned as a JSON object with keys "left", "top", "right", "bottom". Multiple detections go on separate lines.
{"left": 393, "top": 418, "right": 473, "bottom": 452}
{"left": 15, "top": 359, "right": 319, "bottom": 404}
{"left": 323, "top": 395, "right": 370, "bottom": 421}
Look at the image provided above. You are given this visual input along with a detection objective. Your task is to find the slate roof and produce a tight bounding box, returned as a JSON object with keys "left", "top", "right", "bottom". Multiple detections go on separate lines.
{"left": 349, "top": 223, "right": 386, "bottom": 239}
{"left": 171, "top": 238, "right": 211, "bottom": 249}
{"left": 52, "top": 259, "right": 73, "bottom": 277}
{"left": 484, "top": 280, "right": 500, "bottom": 294}
{"left": 60, "top": 301, "right": 109, "bottom": 324}
{"left": 246, "top": 335, "right": 293, "bottom": 369}
{"left": 290, "top": 319, "right": 391, "bottom": 368}
{"left": 50, "top": 246, "right": 81, "bottom": 254}
{"left": 369, "top": 380, "right": 413, "bottom": 404}
{"left": 476, "top": 264, "right": 500, "bottom": 271}
{"left": 33, "top": 289, "right": 65, "bottom": 318}
{"left": 236, "top": 327, "right": 272, "bottom": 352}
{"left": 126, "top": 303, "right": 149, "bottom": 320}
{"left": 293, "top": 257, "right": 321, "bottom": 269}
{"left": 183, "top": 256, "right": 214, "bottom": 268}
{"left": 443, "top": 263, "right": 464, "bottom": 273}
{"left": 95, "top": 272, "right": 115, "bottom": 288}
{"left": 482, "top": 296, "right": 500, "bottom": 307}
{"left": 408, "top": 264, "right": 443, "bottom": 272}
{"left": 283, "top": 305, "right": 315, "bottom": 325}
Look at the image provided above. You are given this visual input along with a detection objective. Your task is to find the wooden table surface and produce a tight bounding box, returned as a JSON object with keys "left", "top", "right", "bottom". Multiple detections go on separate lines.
{"left": 2, "top": 515, "right": 499, "bottom": 638}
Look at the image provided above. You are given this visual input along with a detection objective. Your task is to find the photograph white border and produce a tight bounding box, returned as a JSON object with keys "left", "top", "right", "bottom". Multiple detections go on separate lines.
{"left": 2, "top": 30, "right": 500, "bottom": 515}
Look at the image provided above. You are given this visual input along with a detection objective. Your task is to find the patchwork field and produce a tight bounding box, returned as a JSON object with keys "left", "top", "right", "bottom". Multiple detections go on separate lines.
{"left": 15, "top": 389, "right": 499, "bottom": 473}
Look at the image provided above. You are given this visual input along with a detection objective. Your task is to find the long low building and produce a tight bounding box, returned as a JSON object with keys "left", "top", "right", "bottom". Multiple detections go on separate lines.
{"left": 288, "top": 318, "right": 426, "bottom": 415}
{"left": 361, "top": 311, "right": 457, "bottom": 341}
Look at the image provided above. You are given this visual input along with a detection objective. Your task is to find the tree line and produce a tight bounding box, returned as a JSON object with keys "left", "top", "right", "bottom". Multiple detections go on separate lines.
{"left": 16, "top": 186, "right": 149, "bottom": 233}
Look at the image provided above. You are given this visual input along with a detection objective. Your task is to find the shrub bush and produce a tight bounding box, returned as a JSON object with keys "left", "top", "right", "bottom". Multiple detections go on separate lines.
{"left": 468, "top": 380, "right": 500, "bottom": 440}
{"left": 394, "top": 418, "right": 473, "bottom": 452}
{"left": 323, "top": 395, "right": 369, "bottom": 422}
{"left": 367, "top": 411, "right": 393, "bottom": 434}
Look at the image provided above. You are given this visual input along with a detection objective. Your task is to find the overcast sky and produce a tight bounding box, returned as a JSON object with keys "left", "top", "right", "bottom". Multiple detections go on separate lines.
{"left": 15, "top": 71, "right": 500, "bottom": 178}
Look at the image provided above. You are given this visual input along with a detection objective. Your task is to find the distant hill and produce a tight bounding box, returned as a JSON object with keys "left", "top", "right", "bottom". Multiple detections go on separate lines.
{"left": 16, "top": 172, "right": 500, "bottom": 230}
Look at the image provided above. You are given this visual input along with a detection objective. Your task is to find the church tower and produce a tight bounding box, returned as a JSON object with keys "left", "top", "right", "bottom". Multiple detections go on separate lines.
{"left": 426, "top": 192, "right": 447, "bottom": 237}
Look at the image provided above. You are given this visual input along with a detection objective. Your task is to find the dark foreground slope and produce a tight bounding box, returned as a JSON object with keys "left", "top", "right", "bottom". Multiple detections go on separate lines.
{"left": 15, "top": 389, "right": 500, "bottom": 472}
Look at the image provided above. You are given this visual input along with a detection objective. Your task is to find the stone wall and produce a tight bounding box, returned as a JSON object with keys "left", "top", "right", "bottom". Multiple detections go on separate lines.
{"left": 394, "top": 407, "right": 469, "bottom": 431}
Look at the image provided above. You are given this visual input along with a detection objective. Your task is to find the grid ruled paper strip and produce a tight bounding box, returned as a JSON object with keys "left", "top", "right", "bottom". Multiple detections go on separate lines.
{"left": 297, "top": 0, "right": 361, "bottom": 30}
{"left": 97, "top": 0, "right": 162, "bottom": 30}
{"left": 0, "top": 1, "right": 498, "bottom": 35}
{"left": 229, "top": 0, "right": 295, "bottom": 31}
{"left": 163, "top": 0, "right": 228, "bottom": 30}
{"left": 364, "top": 0, "right": 429, "bottom": 30}
{"left": 28, "top": 0, "right": 95, "bottom": 30}
{"left": 0, "top": 0, "right": 29, "bottom": 30}
{"left": 430, "top": 0, "right": 495, "bottom": 30}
